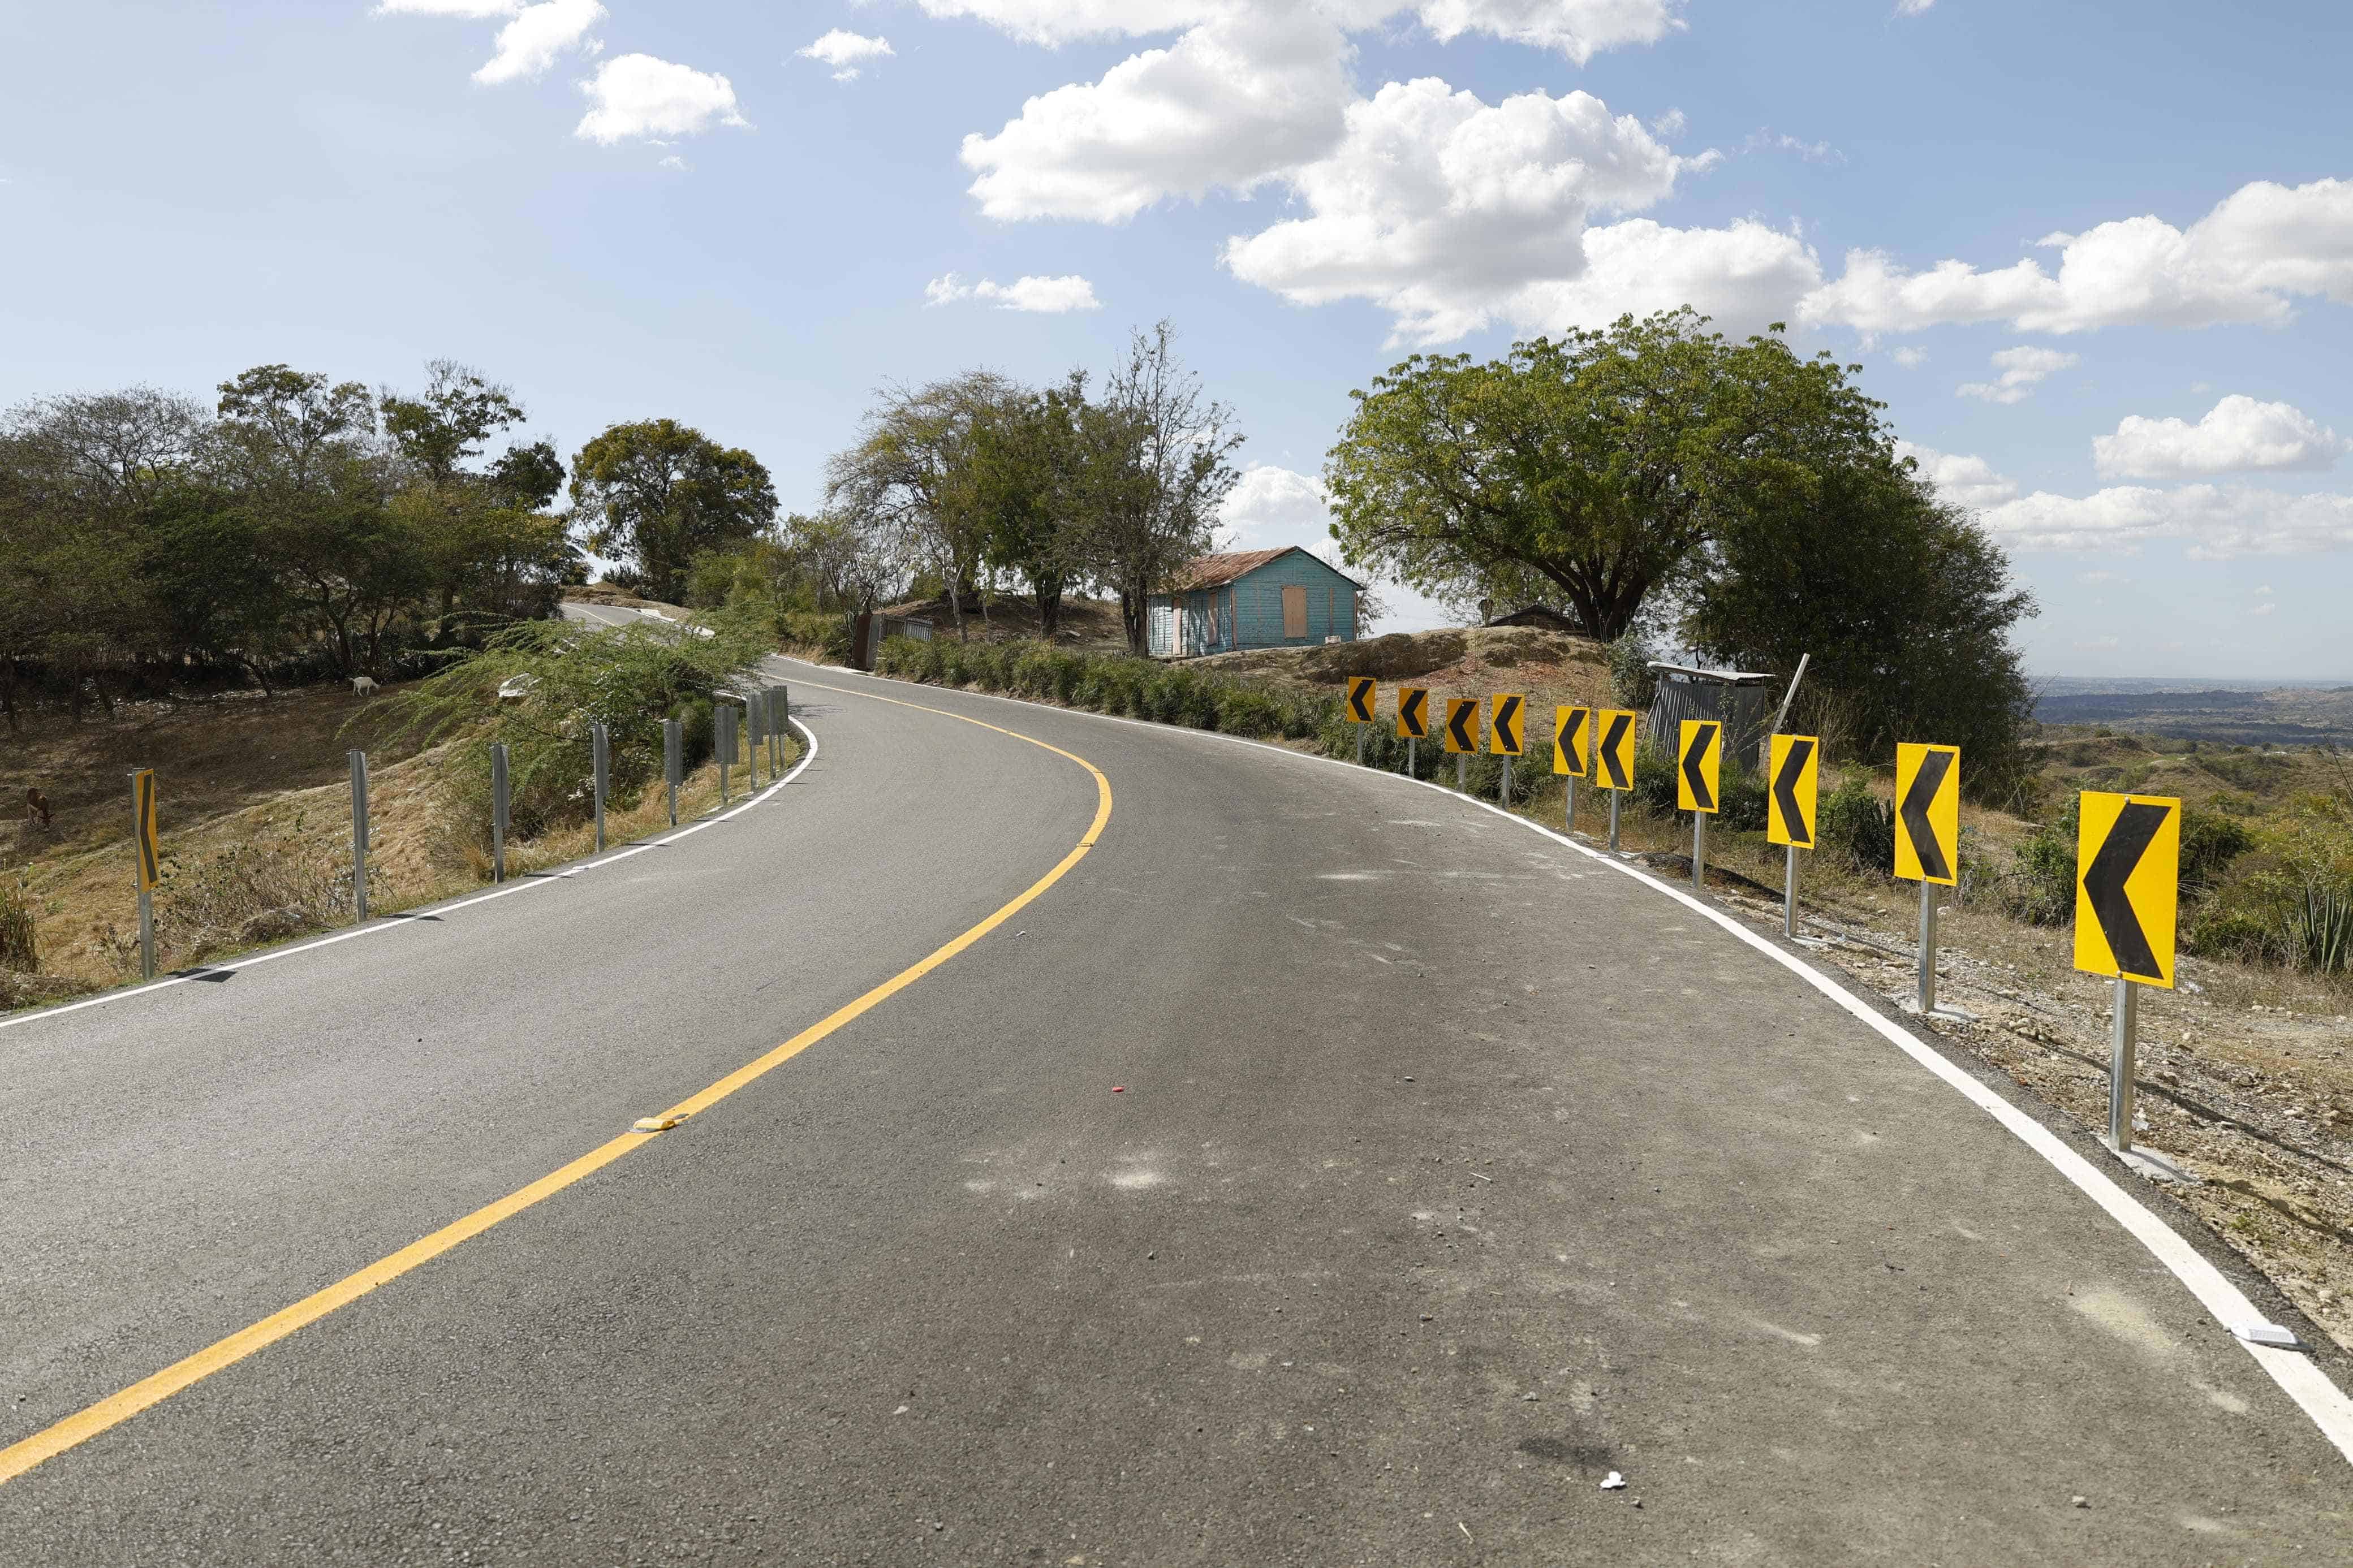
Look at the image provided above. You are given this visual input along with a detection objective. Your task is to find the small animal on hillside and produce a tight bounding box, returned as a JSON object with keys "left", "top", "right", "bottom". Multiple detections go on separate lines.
{"left": 351, "top": 675, "right": 380, "bottom": 699}
{"left": 26, "top": 787, "right": 53, "bottom": 830}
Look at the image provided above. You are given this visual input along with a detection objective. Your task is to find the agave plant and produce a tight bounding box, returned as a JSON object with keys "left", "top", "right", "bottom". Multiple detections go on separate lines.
{"left": 2287, "top": 878, "right": 2353, "bottom": 974}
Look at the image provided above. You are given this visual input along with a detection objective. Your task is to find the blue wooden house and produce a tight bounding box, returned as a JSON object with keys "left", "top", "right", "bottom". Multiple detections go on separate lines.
{"left": 1147, "top": 547, "right": 1364, "bottom": 658}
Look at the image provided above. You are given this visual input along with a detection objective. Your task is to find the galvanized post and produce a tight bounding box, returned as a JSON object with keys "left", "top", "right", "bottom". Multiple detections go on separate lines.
{"left": 773, "top": 685, "right": 789, "bottom": 772}
{"left": 1917, "top": 881, "right": 1938, "bottom": 1013}
{"left": 1564, "top": 776, "right": 1576, "bottom": 835}
{"left": 350, "top": 750, "right": 369, "bottom": 922}
{"left": 1691, "top": 811, "right": 1706, "bottom": 891}
{"left": 1783, "top": 843, "right": 1798, "bottom": 938}
{"left": 663, "top": 718, "right": 681, "bottom": 826}
{"left": 1406, "top": 737, "right": 1416, "bottom": 777}
{"left": 747, "top": 691, "right": 765, "bottom": 788}
{"left": 1355, "top": 723, "right": 1366, "bottom": 767}
{"left": 1501, "top": 759, "right": 1512, "bottom": 807}
{"left": 492, "top": 742, "right": 510, "bottom": 883}
{"left": 1456, "top": 754, "right": 1466, "bottom": 792}
{"left": 1608, "top": 791, "right": 1621, "bottom": 852}
{"left": 592, "top": 722, "right": 609, "bottom": 852}
{"left": 717, "top": 701, "right": 735, "bottom": 804}
{"left": 2108, "top": 976, "right": 2139, "bottom": 1153}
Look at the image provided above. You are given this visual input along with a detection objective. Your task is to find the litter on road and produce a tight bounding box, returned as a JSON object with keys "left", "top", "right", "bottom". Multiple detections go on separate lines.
{"left": 1601, "top": 1472, "right": 1626, "bottom": 1491}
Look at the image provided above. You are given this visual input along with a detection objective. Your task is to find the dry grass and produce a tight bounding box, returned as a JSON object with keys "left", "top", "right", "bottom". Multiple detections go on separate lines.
{"left": 1, "top": 685, "right": 799, "bottom": 1000}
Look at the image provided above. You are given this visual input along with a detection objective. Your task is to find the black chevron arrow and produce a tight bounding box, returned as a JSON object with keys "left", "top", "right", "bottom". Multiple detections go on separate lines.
{"left": 1494, "top": 696, "right": 1522, "bottom": 752}
{"left": 1559, "top": 709, "right": 1588, "bottom": 773}
{"left": 2083, "top": 801, "right": 2169, "bottom": 979}
{"left": 1447, "top": 701, "right": 1478, "bottom": 751}
{"left": 1400, "top": 690, "right": 1425, "bottom": 734}
{"left": 1899, "top": 748, "right": 1954, "bottom": 881}
{"left": 1598, "top": 712, "right": 1632, "bottom": 788}
{"left": 1680, "top": 722, "right": 1718, "bottom": 811}
{"left": 1772, "top": 737, "right": 1816, "bottom": 846}
{"left": 1348, "top": 681, "right": 1374, "bottom": 723}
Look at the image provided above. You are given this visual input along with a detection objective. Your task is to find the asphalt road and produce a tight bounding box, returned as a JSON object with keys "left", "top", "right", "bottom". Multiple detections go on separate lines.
{"left": 2, "top": 645, "right": 2350, "bottom": 1565}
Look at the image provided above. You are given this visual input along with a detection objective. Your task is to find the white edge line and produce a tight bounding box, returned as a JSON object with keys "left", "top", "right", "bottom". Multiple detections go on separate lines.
{"left": 799, "top": 659, "right": 2353, "bottom": 1463}
{"left": 1, "top": 714, "right": 820, "bottom": 1036}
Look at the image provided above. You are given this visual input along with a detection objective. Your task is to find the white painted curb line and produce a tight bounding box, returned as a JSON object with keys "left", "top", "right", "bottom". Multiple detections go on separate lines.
{"left": 804, "top": 659, "right": 2353, "bottom": 1466}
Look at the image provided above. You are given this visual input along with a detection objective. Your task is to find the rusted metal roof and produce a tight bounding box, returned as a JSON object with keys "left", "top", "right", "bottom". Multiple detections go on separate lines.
{"left": 1164, "top": 546, "right": 1361, "bottom": 591}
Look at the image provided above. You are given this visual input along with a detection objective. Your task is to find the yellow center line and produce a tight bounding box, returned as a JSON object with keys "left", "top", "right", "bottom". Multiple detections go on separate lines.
{"left": 0, "top": 686, "right": 1113, "bottom": 1488}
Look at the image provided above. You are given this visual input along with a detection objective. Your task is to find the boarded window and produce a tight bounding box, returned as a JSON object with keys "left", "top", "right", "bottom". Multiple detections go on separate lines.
{"left": 1282, "top": 584, "right": 1308, "bottom": 638}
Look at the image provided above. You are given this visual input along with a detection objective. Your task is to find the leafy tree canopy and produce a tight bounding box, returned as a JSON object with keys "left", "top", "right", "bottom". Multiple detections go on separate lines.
{"left": 570, "top": 418, "right": 778, "bottom": 604}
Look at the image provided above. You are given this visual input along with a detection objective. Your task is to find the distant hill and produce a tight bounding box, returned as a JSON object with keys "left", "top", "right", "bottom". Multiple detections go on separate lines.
{"left": 2033, "top": 682, "right": 2353, "bottom": 747}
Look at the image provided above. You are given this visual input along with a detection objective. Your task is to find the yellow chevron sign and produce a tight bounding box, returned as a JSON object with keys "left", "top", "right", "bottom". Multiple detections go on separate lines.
{"left": 1443, "top": 697, "right": 1480, "bottom": 754}
{"left": 1397, "top": 686, "right": 1429, "bottom": 739}
{"left": 132, "top": 768, "right": 160, "bottom": 892}
{"left": 1553, "top": 706, "right": 1590, "bottom": 777}
{"left": 1594, "top": 709, "right": 1637, "bottom": 790}
{"left": 2075, "top": 792, "right": 2180, "bottom": 988}
{"left": 1677, "top": 720, "right": 1721, "bottom": 814}
{"left": 1346, "top": 676, "right": 1377, "bottom": 724}
{"left": 1894, "top": 743, "right": 1961, "bottom": 886}
{"left": 1766, "top": 733, "right": 1820, "bottom": 849}
{"left": 1490, "top": 693, "right": 1525, "bottom": 756}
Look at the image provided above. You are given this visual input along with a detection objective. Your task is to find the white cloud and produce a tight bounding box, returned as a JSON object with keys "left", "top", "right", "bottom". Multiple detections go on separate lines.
{"left": 1219, "top": 79, "right": 1736, "bottom": 344}
{"left": 1956, "top": 345, "right": 2078, "bottom": 405}
{"left": 1981, "top": 484, "right": 2353, "bottom": 556}
{"left": 1221, "top": 463, "right": 1333, "bottom": 546}
{"left": 473, "top": 0, "right": 603, "bottom": 85}
{"left": 950, "top": 2, "right": 1687, "bottom": 223}
{"left": 1893, "top": 440, "right": 2018, "bottom": 509}
{"left": 911, "top": 1, "right": 1684, "bottom": 60}
{"left": 2255, "top": 583, "right": 2273, "bottom": 594}
{"left": 924, "top": 272, "right": 1102, "bottom": 312}
{"left": 377, "top": 1, "right": 519, "bottom": 15}
{"left": 2092, "top": 394, "right": 2346, "bottom": 480}
{"left": 1890, "top": 345, "right": 1929, "bottom": 367}
{"left": 1649, "top": 107, "right": 1686, "bottom": 138}
{"left": 2251, "top": 601, "right": 2278, "bottom": 616}
{"left": 1744, "top": 128, "right": 1843, "bottom": 165}
{"left": 959, "top": 10, "right": 1355, "bottom": 222}
{"left": 575, "top": 55, "right": 749, "bottom": 145}
{"left": 799, "top": 30, "right": 894, "bottom": 81}
{"left": 658, "top": 155, "right": 691, "bottom": 173}
{"left": 1802, "top": 178, "right": 2353, "bottom": 336}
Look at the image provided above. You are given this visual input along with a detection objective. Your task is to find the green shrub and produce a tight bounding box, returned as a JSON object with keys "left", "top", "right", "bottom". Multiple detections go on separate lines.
{"left": 2190, "top": 909, "right": 2274, "bottom": 964}
{"left": 1608, "top": 636, "right": 1656, "bottom": 708}
{"left": 383, "top": 611, "right": 770, "bottom": 843}
{"left": 1820, "top": 772, "right": 1895, "bottom": 875}
{"left": 2181, "top": 804, "right": 2256, "bottom": 892}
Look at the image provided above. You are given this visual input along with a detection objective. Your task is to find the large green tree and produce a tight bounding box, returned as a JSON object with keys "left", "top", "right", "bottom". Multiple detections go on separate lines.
{"left": 969, "top": 373, "right": 1089, "bottom": 640}
{"left": 1686, "top": 452, "right": 2039, "bottom": 799}
{"left": 1323, "top": 309, "right": 1886, "bottom": 642}
{"left": 570, "top": 419, "right": 778, "bottom": 604}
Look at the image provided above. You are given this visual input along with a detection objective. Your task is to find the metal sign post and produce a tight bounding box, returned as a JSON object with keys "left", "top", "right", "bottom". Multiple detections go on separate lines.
{"left": 591, "top": 722, "right": 610, "bottom": 852}
{"left": 747, "top": 692, "right": 766, "bottom": 788}
{"left": 1767, "top": 735, "right": 1820, "bottom": 941}
{"left": 349, "top": 750, "right": 369, "bottom": 922}
{"left": 1678, "top": 720, "right": 1721, "bottom": 894}
{"left": 1917, "top": 884, "right": 1938, "bottom": 1013}
{"left": 1785, "top": 845, "right": 1799, "bottom": 938}
{"left": 664, "top": 718, "right": 682, "bottom": 826}
{"left": 1608, "top": 792, "right": 1621, "bottom": 852}
{"left": 1565, "top": 775, "right": 1576, "bottom": 833}
{"left": 2109, "top": 977, "right": 2139, "bottom": 1152}
{"left": 772, "top": 685, "right": 789, "bottom": 771}
{"left": 130, "top": 768, "right": 160, "bottom": 980}
{"left": 491, "top": 742, "right": 510, "bottom": 883}
{"left": 1406, "top": 737, "right": 1416, "bottom": 777}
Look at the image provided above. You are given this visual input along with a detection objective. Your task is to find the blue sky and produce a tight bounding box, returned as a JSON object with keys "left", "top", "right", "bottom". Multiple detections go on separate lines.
{"left": 3, "top": 1, "right": 2348, "bottom": 677}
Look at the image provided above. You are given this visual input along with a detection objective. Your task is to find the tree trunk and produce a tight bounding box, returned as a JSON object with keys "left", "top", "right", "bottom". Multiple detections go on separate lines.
{"left": 1119, "top": 588, "right": 1148, "bottom": 655}
{"left": 1035, "top": 580, "right": 1064, "bottom": 641}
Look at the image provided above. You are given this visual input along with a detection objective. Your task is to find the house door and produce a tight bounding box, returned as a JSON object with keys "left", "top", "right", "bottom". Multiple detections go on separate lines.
{"left": 1281, "top": 584, "right": 1308, "bottom": 640}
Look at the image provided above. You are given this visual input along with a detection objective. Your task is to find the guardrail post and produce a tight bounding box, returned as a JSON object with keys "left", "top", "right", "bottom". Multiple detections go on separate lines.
{"left": 664, "top": 718, "right": 682, "bottom": 826}
{"left": 717, "top": 700, "right": 736, "bottom": 804}
{"left": 492, "top": 742, "right": 510, "bottom": 883}
{"left": 749, "top": 690, "right": 767, "bottom": 788}
{"left": 350, "top": 750, "right": 369, "bottom": 922}
{"left": 591, "top": 722, "right": 610, "bottom": 852}
{"left": 2108, "top": 977, "right": 2139, "bottom": 1152}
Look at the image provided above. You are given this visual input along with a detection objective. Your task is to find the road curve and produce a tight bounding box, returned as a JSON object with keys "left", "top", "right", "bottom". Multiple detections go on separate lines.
{"left": 1, "top": 651, "right": 2348, "bottom": 1565}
